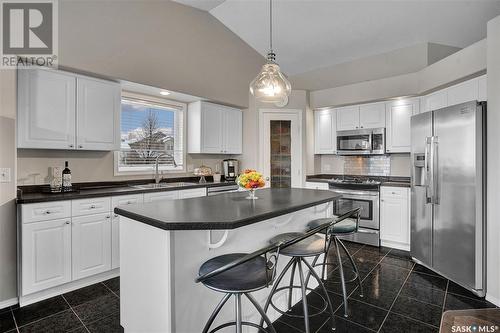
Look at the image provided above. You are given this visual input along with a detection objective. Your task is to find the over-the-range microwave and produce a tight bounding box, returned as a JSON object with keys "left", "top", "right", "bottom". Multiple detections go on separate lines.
{"left": 336, "top": 128, "right": 385, "bottom": 155}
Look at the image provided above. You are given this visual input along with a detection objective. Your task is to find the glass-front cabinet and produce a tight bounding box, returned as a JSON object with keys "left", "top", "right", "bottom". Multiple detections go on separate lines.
{"left": 270, "top": 120, "right": 291, "bottom": 188}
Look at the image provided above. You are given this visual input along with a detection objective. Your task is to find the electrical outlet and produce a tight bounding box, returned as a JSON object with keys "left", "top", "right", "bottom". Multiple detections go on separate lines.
{"left": 0, "top": 168, "right": 11, "bottom": 183}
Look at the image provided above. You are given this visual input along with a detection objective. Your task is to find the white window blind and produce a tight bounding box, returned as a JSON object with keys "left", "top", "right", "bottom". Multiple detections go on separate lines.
{"left": 118, "top": 97, "right": 184, "bottom": 172}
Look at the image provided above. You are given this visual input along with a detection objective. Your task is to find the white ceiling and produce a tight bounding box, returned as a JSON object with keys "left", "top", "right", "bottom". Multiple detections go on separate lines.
{"left": 178, "top": 0, "right": 500, "bottom": 76}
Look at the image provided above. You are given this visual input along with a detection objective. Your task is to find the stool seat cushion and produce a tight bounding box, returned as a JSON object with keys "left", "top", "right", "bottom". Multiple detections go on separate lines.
{"left": 308, "top": 218, "right": 357, "bottom": 234}
{"left": 198, "top": 253, "right": 269, "bottom": 292}
{"left": 269, "top": 232, "right": 326, "bottom": 257}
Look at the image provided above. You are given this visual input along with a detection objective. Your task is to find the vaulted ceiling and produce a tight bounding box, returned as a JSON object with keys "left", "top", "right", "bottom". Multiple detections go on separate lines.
{"left": 174, "top": 0, "right": 500, "bottom": 76}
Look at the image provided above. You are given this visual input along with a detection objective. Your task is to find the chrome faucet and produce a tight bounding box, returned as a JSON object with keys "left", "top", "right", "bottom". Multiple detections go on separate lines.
{"left": 155, "top": 153, "right": 166, "bottom": 184}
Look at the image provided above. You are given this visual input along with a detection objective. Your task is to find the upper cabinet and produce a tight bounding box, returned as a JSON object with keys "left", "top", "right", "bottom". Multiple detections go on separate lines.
{"left": 420, "top": 75, "right": 487, "bottom": 113}
{"left": 18, "top": 68, "right": 121, "bottom": 151}
{"left": 336, "top": 105, "right": 360, "bottom": 130}
{"left": 314, "top": 109, "right": 336, "bottom": 154}
{"left": 188, "top": 101, "right": 242, "bottom": 154}
{"left": 385, "top": 97, "right": 420, "bottom": 153}
{"left": 336, "top": 102, "right": 385, "bottom": 131}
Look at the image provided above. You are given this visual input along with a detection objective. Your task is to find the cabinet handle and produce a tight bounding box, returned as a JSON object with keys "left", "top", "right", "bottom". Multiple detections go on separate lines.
{"left": 127, "top": 201, "right": 132, "bottom": 204}
{"left": 392, "top": 192, "right": 397, "bottom": 194}
{"left": 360, "top": 126, "right": 364, "bottom": 128}
{"left": 45, "top": 210, "right": 51, "bottom": 214}
{"left": 105, "top": 215, "right": 111, "bottom": 219}
{"left": 78, "top": 145, "right": 83, "bottom": 149}
{"left": 65, "top": 221, "right": 70, "bottom": 225}
{"left": 69, "top": 144, "right": 74, "bottom": 148}
{"left": 380, "top": 199, "right": 384, "bottom": 202}
{"left": 90, "top": 205, "right": 96, "bottom": 209}
{"left": 114, "top": 214, "right": 119, "bottom": 218}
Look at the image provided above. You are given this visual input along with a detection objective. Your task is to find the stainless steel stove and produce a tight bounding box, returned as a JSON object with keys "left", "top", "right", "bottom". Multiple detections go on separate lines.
{"left": 328, "top": 176, "right": 381, "bottom": 247}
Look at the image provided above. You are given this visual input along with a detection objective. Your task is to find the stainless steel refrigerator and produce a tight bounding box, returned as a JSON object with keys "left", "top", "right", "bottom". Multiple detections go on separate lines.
{"left": 410, "top": 101, "right": 486, "bottom": 296}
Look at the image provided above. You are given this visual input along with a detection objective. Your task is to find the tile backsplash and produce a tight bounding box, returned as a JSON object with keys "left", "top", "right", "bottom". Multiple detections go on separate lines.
{"left": 343, "top": 156, "right": 391, "bottom": 176}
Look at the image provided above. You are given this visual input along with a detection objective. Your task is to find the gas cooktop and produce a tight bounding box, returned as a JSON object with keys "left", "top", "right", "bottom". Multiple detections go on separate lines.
{"left": 329, "top": 177, "right": 382, "bottom": 185}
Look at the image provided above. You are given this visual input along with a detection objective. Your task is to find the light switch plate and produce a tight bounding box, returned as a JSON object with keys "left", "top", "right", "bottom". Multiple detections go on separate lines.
{"left": 0, "top": 168, "right": 11, "bottom": 183}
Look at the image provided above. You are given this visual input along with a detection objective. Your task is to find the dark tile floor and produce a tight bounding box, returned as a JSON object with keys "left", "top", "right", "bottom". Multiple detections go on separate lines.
{"left": 0, "top": 243, "right": 496, "bottom": 333}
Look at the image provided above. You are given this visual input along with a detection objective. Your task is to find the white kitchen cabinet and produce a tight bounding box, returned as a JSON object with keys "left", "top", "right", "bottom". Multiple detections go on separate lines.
{"left": 314, "top": 109, "right": 336, "bottom": 154}
{"left": 422, "top": 90, "right": 447, "bottom": 113}
{"left": 478, "top": 75, "right": 487, "bottom": 101}
{"left": 447, "top": 78, "right": 479, "bottom": 107}
{"left": 21, "top": 218, "right": 72, "bottom": 295}
{"left": 17, "top": 69, "right": 77, "bottom": 149}
{"left": 21, "top": 201, "right": 71, "bottom": 224}
{"left": 304, "top": 181, "right": 329, "bottom": 190}
{"left": 385, "top": 98, "right": 420, "bottom": 153}
{"left": 72, "top": 213, "right": 112, "bottom": 280}
{"left": 359, "top": 102, "right": 386, "bottom": 129}
{"left": 336, "top": 105, "right": 360, "bottom": 131}
{"left": 17, "top": 67, "right": 120, "bottom": 151}
{"left": 188, "top": 101, "right": 242, "bottom": 154}
{"left": 76, "top": 77, "right": 121, "bottom": 151}
{"left": 72, "top": 197, "right": 111, "bottom": 217}
{"left": 178, "top": 188, "right": 207, "bottom": 199}
{"left": 144, "top": 190, "right": 179, "bottom": 202}
{"left": 380, "top": 186, "right": 410, "bottom": 251}
{"left": 111, "top": 194, "right": 144, "bottom": 269}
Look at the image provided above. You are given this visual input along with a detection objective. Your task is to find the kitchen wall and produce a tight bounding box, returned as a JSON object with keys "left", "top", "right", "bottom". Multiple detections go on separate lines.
{"left": 486, "top": 15, "right": 500, "bottom": 307}
{"left": 58, "top": 0, "right": 264, "bottom": 108}
{"left": 0, "top": 70, "right": 17, "bottom": 306}
{"left": 320, "top": 154, "right": 411, "bottom": 177}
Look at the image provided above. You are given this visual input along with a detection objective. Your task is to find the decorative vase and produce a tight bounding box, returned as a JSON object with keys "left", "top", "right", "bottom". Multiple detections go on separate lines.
{"left": 246, "top": 188, "right": 258, "bottom": 200}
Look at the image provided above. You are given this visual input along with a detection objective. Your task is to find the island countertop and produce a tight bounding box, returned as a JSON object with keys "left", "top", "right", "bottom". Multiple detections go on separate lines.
{"left": 114, "top": 188, "right": 340, "bottom": 230}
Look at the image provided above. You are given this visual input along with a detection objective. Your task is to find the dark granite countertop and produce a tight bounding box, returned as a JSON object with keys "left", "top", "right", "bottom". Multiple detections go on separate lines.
{"left": 17, "top": 178, "right": 237, "bottom": 204}
{"left": 114, "top": 188, "right": 341, "bottom": 231}
{"left": 306, "top": 174, "right": 410, "bottom": 187}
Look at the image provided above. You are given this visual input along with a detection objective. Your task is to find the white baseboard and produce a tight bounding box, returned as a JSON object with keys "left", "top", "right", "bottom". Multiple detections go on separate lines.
{"left": 0, "top": 297, "right": 18, "bottom": 310}
{"left": 381, "top": 240, "right": 410, "bottom": 251}
{"left": 486, "top": 294, "right": 500, "bottom": 307}
{"left": 20, "top": 269, "right": 119, "bottom": 307}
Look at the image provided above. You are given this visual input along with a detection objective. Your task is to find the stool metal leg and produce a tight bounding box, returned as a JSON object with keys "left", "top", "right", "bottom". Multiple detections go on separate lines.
{"left": 321, "top": 237, "right": 333, "bottom": 280}
{"left": 302, "top": 258, "right": 336, "bottom": 331}
{"left": 235, "top": 294, "right": 242, "bottom": 333}
{"left": 334, "top": 237, "right": 349, "bottom": 317}
{"left": 337, "top": 238, "right": 363, "bottom": 297}
{"left": 287, "top": 259, "right": 297, "bottom": 311}
{"left": 202, "top": 293, "right": 232, "bottom": 333}
{"left": 303, "top": 254, "right": 320, "bottom": 288}
{"left": 297, "top": 259, "right": 311, "bottom": 333}
{"left": 260, "top": 258, "right": 295, "bottom": 327}
{"left": 245, "top": 293, "right": 277, "bottom": 333}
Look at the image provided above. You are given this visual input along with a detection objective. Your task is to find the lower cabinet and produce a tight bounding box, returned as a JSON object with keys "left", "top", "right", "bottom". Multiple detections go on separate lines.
{"left": 72, "top": 213, "right": 112, "bottom": 280}
{"left": 21, "top": 218, "right": 72, "bottom": 295}
{"left": 144, "top": 191, "right": 179, "bottom": 202}
{"left": 380, "top": 186, "right": 410, "bottom": 251}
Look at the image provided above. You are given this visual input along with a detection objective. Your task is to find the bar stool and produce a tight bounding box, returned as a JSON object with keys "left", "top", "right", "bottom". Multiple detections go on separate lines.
{"left": 259, "top": 208, "right": 361, "bottom": 333}
{"left": 306, "top": 213, "right": 363, "bottom": 317}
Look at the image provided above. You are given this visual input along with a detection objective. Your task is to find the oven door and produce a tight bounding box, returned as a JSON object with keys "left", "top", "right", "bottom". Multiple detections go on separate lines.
{"left": 336, "top": 130, "right": 372, "bottom": 155}
{"left": 330, "top": 189, "right": 380, "bottom": 230}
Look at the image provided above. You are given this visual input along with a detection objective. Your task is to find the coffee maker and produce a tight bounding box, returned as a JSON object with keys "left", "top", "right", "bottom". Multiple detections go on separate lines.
{"left": 222, "top": 159, "right": 239, "bottom": 181}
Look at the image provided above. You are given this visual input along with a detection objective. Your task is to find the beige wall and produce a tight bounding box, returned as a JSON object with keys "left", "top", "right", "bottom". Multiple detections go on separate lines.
{"left": 58, "top": 0, "right": 264, "bottom": 108}
{"left": 0, "top": 69, "right": 18, "bottom": 303}
{"left": 486, "top": 15, "right": 500, "bottom": 306}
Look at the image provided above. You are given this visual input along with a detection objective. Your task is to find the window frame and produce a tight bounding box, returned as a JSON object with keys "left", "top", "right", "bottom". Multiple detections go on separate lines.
{"left": 114, "top": 91, "right": 187, "bottom": 176}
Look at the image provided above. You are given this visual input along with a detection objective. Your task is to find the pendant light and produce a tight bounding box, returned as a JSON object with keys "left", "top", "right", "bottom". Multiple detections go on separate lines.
{"left": 249, "top": 0, "right": 291, "bottom": 105}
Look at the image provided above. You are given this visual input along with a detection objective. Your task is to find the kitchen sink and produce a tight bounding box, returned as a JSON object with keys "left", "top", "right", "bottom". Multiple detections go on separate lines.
{"left": 132, "top": 182, "right": 199, "bottom": 189}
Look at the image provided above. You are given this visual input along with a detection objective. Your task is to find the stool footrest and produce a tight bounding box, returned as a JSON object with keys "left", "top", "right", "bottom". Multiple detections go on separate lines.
{"left": 269, "top": 286, "right": 328, "bottom": 318}
{"left": 312, "top": 262, "right": 360, "bottom": 283}
{"left": 208, "top": 321, "right": 271, "bottom": 333}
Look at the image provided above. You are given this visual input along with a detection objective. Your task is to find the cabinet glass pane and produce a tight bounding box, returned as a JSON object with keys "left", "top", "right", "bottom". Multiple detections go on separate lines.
{"left": 270, "top": 120, "right": 291, "bottom": 188}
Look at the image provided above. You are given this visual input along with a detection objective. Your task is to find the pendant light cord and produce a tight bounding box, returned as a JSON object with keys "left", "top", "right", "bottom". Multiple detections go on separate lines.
{"left": 269, "top": 0, "right": 273, "bottom": 52}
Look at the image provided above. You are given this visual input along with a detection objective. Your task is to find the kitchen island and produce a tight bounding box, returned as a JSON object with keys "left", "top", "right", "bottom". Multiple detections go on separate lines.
{"left": 115, "top": 188, "right": 340, "bottom": 333}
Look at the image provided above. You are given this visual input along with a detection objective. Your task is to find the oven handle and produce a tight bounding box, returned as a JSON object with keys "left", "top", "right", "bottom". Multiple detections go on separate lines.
{"left": 330, "top": 189, "right": 379, "bottom": 197}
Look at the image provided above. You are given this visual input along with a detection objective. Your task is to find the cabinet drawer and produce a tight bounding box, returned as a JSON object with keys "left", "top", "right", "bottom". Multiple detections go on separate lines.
{"left": 111, "top": 194, "right": 144, "bottom": 208}
{"left": 72, "top": 197, "right": 111, "bottom": 216}
{"left": 178, "top": 188, "right": 206, "bottom": 199}
{"left": 144, "top": 191, "right": 179, "bottom": 202}
{"left": 304, "top": 182, "right": 329, "bottom": 190}
{"left": 381, "top": 186, "right": 408, "bottom": 199}
{"left": 21, "top": 201, "right": 71, "bottom": 223}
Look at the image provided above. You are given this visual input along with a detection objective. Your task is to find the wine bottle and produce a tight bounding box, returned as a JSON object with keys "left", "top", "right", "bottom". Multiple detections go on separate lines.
{"left": 62, "top": 161, "right": 72, "bottom": 192}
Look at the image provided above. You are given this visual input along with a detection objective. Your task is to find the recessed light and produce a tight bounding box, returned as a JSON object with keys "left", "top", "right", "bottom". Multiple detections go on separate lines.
{"left": 160, "top": 90, "right": 170, "bottom": 96}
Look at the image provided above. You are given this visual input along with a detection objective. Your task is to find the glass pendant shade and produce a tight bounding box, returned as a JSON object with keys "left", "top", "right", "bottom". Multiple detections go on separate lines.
{"left": 250, "top": 60, "right": 292, "bottom": 103}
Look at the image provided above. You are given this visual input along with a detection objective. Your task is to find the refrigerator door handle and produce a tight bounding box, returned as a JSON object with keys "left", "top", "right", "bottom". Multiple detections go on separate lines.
{"left": 432, "top": 136, "right": 440, "bottom": 205}
{"left": 425, "top": 137, "right": 433, "bottom": 203}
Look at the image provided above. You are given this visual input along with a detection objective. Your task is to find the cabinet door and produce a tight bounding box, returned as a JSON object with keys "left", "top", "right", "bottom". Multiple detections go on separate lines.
{"left": 111, "top": 194, "right": 144, "bottom": 269}
{"left": 17, "top": 69, "right": 76, "bottom": 149}
{"left": 223, "top": 108, "right": 243, "bottom": 154}
{"left": 380, "top": 188, "right": 409, "bottom": 249}
{"left": 314, "top": 109, "right": 336, "bottom": 154}
{"left": 424, "top": 90, "right": 447, "bottom": 112}
{"left": 22, "top": 218, "right": 72, "bottom": 295}
{"left": 201, "top": 102, "right": 224, "bottom": 153}
{"left": 359, "top": 102, "right": 385, "bottom": 129}
{"left": 447, "top": 78, "right": 479, "bottom": 107}
{"left": 72, "top": 213, "right": 112, "bottom": 280}
{"left": 143, "top": 191, "right": 179, "bottom": 202}
{"left": 76, "top": 77, "right": 121, "bottom": 151}
{"left": 385, "top": 98, "right": 419, "bottom": 153}
{"left": 336, "top": 106, "right": 359, "bottom": 130}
